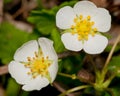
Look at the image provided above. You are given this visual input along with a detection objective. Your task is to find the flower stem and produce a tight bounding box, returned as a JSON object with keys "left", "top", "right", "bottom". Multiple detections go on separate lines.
{"left": 58, "top": 72, "right": 77, "bottom": 79}
{"left": 94, "top": 34, "right": 120, "bottom": 93}
{"left": 58, "top": 85, "right": 91, "bottom": 96}
{"left": 102, "top": 34, "right": 120, "bottom": 76}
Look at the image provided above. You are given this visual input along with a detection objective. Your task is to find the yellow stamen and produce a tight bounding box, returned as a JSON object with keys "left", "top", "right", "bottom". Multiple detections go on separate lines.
{"left": 23, "top": 50, "right": 52, "bottom": 80}
{"left": 71, "top": 15, "right": 97, "bottom": 41}
{"left": 87, "top": 15, "right": 91, "bottom": 20}
{"left": 79, "top": 15, "right": 83, "bottom": 19}
{"left": 46, "top": 56, "right": 49, "bottom": 59}
{"left": 27, "top": 57, "right": 31, "bottom": 61}
{"left": 35, "top": 51, "right": 38, "bottom": 57}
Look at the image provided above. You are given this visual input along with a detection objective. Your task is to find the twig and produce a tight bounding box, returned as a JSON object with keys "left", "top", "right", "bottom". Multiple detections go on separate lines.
{"left": 58, "top": 51, "right": 79, "bottom": 59}
{"left": 100, "top": 34, "right": 120, "bottom": 84}
{"left": 90, "top": 0, "right": 108, "bottom": 7}
{"left": 103, "top": 34, "right": 120, "bottom": 72}
{"left": 0, "top": 51, "right": 78, "bottom": 76}
{"left": 53, "top": 81, "right": 66, "bottom": 93}
{"left": 4, "top": 13, "right": 33, "bottom": 32}
{"left": 53, "top": 81, "right": 80, "bottom": 96}
{"left": 0, "top": 65, "right": 8, "bottom": 75}
{"left": 0, "top": 85, "right": 6, "bottom": 96}
{"left": 58, "top": 85, "right": 91, "bottom": 96}
{"left": 12, "top": 0, "right": 37, "bottom": 19}
{"left": 0, "top": 0, "right": 3, "bottom": 23}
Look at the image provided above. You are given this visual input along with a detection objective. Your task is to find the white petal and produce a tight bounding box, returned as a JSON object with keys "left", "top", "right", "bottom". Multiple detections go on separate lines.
{"left": 48, "top": 60, "right": 58, "bottom": 82}
{"left": 14, "top": 40, "right": 38, "bottom": 62}
{"left": 22, "top": 76, "right": 49, "bottom": 91}
{"left": 38, "top": 37, "right": 58, "bottom": 83}
{"left": 38, "top": 37, "right": 58, "bottom": 60}
{"left": 8, "top": 61, "right": 31, "bottom": 84}
{"left": 74, "top": 1, "right": 97, "bottom": 17}
{"left": 83, "top": 35, "right": 108, "bottom": 54}
{"left": 61, "top": 33, "right": 83, "bottom": 51}
{"left": 56, "top": 6, "right": 76, "bottom": 29}
{"left": 91, "top": 8, "right": 111, "bottom": 32}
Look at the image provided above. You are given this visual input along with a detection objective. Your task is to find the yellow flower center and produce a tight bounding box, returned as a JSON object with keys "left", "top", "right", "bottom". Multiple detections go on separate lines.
{"left": 71, "top": 15, "right": 97, "bottom": 41}
{"left": 23, "top": 50, "right": 52, "bottom": 81}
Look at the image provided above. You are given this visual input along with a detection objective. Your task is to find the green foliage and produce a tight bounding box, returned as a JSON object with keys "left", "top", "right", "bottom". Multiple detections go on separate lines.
{"left": 28, "top": 10, "right": 55, "bottom": 35}
{"left": 0, "top": 22, "right": 38, "bottom": 64}
{"left": 57, "top": 54, "right": 84, "bottom": 87}
{"left": 50, "top": 28, "right": 65, "bottom": 53}
{"left": 111, "top": 87, "right": 120, "bottom": 96}
{"left": 4, "top": 0, "right": 13, "bottom": 3}
{"left": 59, "top": 54, "right": 84, "bottom": 73}
{"left": 27, "top": 0, "right": 79, "bottom": 34}
{"left": 36, "top": 0, "right": 78, "bottom": 10}
{"left": 111, "top": 78, "right": 120, "bottom": 96}
{"left": 62, "top": 58, "right": 74, "bottom": 73}
{"left": 6, "top": 78, "right": 20, "bottom": 96}
{"left": 51, "top": 0, "right": 78, "bottom": 13}
{"left": 104, "top": 91, "right": 111, "bottom": 96}
{"left": 20, "top": 91, "right": 29, "bottom": 96}
{"left": 108, "top": 56, "right": 120, "bottom": 77}
{"left": 28, "top": 10, "right": 65, "bottom": 52}
{"left": 1, "top": 1, "right": 116, "bottom": 96}
{"left": 105, "top": 45, "right": 120, "bottom": 52}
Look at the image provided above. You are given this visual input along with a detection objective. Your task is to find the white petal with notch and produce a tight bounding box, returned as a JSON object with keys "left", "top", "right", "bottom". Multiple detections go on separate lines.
{"left": 14, "top": 40, "right": 38, "bottom": 62}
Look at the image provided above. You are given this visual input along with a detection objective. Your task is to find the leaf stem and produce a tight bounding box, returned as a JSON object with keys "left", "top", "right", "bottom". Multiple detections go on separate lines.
{"left": 102, "top": 34, "right": 120, "bottom": 76}
{"left": 58, "top": 85, "right": 91, "bottom": 96}
{"left": 58, "top": 72, "right": 77, "bottom": 79}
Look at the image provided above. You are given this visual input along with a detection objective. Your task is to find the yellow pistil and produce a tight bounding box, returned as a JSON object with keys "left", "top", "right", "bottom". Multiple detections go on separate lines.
{"left": 71, "top": 15, "right": 97, "bottom": 41}
{"left": 23, "top": 50, "right": 52, "bottom": 81}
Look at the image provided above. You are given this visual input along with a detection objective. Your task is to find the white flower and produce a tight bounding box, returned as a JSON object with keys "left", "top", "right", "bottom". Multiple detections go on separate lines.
{"left": 8, "top": 37, "right": 58, "bottom": 91}
{"left": 56, "top": 1, "right": 111, "bottom": 54}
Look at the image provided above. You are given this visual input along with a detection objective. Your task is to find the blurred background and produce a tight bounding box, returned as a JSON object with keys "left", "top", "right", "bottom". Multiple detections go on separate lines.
{"left": 0, "top": 0, "right": 120, "bottom": 96}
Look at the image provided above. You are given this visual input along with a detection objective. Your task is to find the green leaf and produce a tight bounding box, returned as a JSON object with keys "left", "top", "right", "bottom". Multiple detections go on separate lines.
{"left": 104, "top": 93, "right": 110, "bottom": 96}
{"left": 28, "top": 10, "right": 55, "bottom": 35}
{"left": 20, "top": 91, "right": 29, "bottom": 96}
{"left": 52, "top": 0, "right": 79, "bottom": 14}
{"left": 6, "top": 78, "right": 29, "bottom": 96}
{"left": 105, "top": 45, "right": 120, "bottom": 52}
{"left": 4, "top": 0, "right": 12, "bottom": 3}
{"left": 108, "top": 56, "right": 120, "bottom": 77}
{"left": 110, "top": 87, "right": 120, "bottom": 96}
{"left": 50, "top": 28, "right": 65, "bottom": 53}
{"left": 27, "top": 0, "right": 79, "bottom": 36}
{"left": 109, "top": 77, "right": 120, "bottom": 96}
{"left": 0, "top": 22, "right": 38, "bottom": 64}
{"left": 6, "top": 78, "right": 20, "bottom": 96}
{"left": 63, "top": 58, "right": 74, "bottom": 73}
